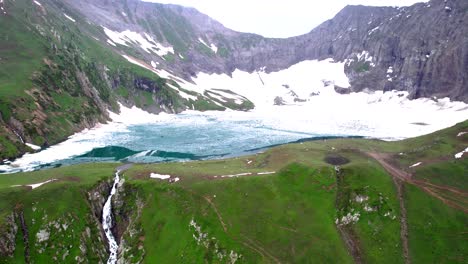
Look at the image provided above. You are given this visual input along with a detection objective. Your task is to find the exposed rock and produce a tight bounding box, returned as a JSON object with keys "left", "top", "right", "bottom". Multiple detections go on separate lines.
{"left": 87, "top": 179, "right": 113, "bottom": 249}
{"left": 19, "top": 211, "right": 30, "bottom": 263}
{"left": 64, "top": 0, "right": 468, "bottom": 102}
{"left": 113, "top": 183, "right": 145, "bottom": 264}
{"left": 273, "top": 96, "right": 286, "bottom": 106}
{"left": 36, "top": 229, "right": 50, "bottom": 243}
{"left": 0, "top": 213, "right": 18, "bottom": 257}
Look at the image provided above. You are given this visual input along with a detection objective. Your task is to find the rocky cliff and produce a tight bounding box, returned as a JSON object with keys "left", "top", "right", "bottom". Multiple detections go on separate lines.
{"left": 64, "top": 0, "right": 468, "bottom": 101}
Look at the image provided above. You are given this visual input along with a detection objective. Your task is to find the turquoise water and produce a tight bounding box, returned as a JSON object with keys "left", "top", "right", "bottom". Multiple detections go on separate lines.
{"left": 71, "top": 121, "right": 324, "bottom": 163}
{"left": 0, "top": 112, "right": 356, "bottom": 173}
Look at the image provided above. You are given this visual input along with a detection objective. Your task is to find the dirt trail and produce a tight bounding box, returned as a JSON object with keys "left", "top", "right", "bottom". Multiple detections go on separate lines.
{"left": 367, "top": 152, "right": 468, "bottom": 212}
{"left": 367, "top": 152, "right": 411, "bottom": 264}
{"left": 203, "top": 196, "right": 228, "bottom": 232}
{"left": 412, "top": 179, "right": 468, "bottom": 197}
{"left": 366, "top": 151, "right": 468, "bottom": 264}
{"left": 392, "top": 178, "right": 410, "bottom": 264}
{"left": 367, "top": 153, "right": 411, "bottom": 181}
{"left": 241, "top": 235, "right": 282, "bottom": 264}
{"left": 203, "top": 195, "right": 281, "bottom": 263}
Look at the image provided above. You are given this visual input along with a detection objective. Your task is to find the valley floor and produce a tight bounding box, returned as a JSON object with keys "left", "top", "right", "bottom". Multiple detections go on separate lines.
{"left": 0, "top": 120, "right": 466, "bottom": 263}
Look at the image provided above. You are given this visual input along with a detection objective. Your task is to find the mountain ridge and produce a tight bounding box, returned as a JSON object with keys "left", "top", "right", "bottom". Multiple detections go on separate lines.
{"left": 66, "top": 0, "right": 467, "bottom": 100}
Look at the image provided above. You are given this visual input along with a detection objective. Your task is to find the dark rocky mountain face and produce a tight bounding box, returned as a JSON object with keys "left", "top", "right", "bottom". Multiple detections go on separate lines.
{"left": 65, "top": 0, "right": 468, "bottom": 101}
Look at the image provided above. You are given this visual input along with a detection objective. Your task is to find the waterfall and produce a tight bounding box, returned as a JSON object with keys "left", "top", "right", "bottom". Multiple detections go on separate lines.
{"left": 12, "top": 129, "right": 24, "bottom": 144}
{"left": 102, "top": 171, "right": 121, "bottom": 264}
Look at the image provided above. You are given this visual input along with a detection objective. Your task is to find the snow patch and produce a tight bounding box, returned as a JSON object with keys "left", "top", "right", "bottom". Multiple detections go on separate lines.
{"left": 122, "top": 55, "right": 149, "bottom": 70}
{"left": 121, "top": 55, "right": 182, "bottom": 84}
{"left": 409, "top": 162, "right": 422, "bottom": 168}
{"left": 63, "top": 13, "right": 75, "bottom": 22}
{"left": 102, "top": 27, "right": 174, "bottom": 56}
{"left": 150, "top": 173, "right": 171, "bottom": 180}
{"left": 368, "top": 26, "right": 379, "bottom": 35}
{"left": 218, "top": 172, "right": 252, "bottom": 178}
{"left": 209, "top": 90, "right": 245, "bottom": 104}
{"left": 0, "top": 1, "right": 6, "bottom": 15}
{"left": 257, "top": 171, "right": 276, "bottom": 175}
{"left": 457, "top": 132, "right": 467, "bottom": 137}
{"left": 33, "top": 0, "right": 42, "bottom": 6}
{"left": 26, "top": 143, "right": 41, "bottom": 151}
{"left": 29, "top": 179, "right": 57, "bottom": 189}
{"left": 109, "top": 103, "right": 174, "bottom": 125}
{"left": 357, "top": 51, "right": 373, "bottom": 63}
{"left": 198, "top": 37, "right": 218, "bottom": 53}
{"left": 12, "top": 179, "right": 57, "bottom": 190}
{"left": 107, "top": 39, "right": 116, "bottom": 46}
{"left": 184, "top": 59, "right": 351, "bottom": 108}
{"left": 454, "top": 147, "right": 468, "bottom": 159}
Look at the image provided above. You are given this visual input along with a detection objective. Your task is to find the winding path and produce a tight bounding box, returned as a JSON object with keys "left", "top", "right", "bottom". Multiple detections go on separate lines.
{"left": 366, "top": 151, "right": 468, "bottom": 264}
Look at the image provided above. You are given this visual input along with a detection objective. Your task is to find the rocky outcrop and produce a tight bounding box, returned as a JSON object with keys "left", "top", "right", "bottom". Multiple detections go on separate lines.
{"left": 0, "top": 213, "right": 18, "bottom": 258}
{"left": 63, "top": 0, "right": 467, "bottom": 102}
{"left": 112, "top": 181, "right": 145, "bottom": 263}
{"left": 87, "top": 179, "right": 113, "bottom": 248}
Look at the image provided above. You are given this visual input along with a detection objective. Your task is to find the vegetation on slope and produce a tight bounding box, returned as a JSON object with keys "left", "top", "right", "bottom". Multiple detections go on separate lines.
{"left": 0, "top": 120, "right": 465, "bottom": 263}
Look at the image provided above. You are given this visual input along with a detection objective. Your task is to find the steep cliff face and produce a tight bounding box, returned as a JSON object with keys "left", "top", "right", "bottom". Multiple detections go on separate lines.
{"left": 62, "top": 0, "right": 467, "bottom": 102}
{"left": 341, "top": 0, "right": 468, "bottom": 101}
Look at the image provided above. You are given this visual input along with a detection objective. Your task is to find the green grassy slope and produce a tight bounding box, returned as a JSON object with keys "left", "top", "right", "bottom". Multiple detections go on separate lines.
{"left": 0, "top": 120, "right": 465, "bottom": 263}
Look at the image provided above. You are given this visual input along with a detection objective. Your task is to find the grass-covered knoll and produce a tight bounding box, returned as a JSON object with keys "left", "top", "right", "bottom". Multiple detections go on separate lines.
{"left": 405, "top": 184, "right": 467, "bottom": 263}
{"left": 0, "top": 120, "right": 467, "bottom": 263}
{"left": 131, "top": 163, "right": 353, "bottom": 263}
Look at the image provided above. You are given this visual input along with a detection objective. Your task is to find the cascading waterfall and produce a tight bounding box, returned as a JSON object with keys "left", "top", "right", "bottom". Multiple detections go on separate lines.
{"left": 12, "top": 129, "right": 24, "bottom": 144}
{"left": 102, "top": 171, "right": 121, "bottom": 264}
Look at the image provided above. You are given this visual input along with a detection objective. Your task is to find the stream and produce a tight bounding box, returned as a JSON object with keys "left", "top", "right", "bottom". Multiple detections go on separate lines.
{"left": 102, "top": 171, "right": 121, "bottom": 264}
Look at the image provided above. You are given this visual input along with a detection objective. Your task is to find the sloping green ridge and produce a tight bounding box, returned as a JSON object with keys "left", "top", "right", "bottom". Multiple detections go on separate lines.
{"left": 0, "top": 120, "right": 465, "bottom": 263}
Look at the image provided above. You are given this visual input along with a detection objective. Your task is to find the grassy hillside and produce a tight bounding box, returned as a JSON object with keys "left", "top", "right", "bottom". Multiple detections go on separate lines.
{"left": 0, "top": 120, "right": 466, "bottom": 263}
